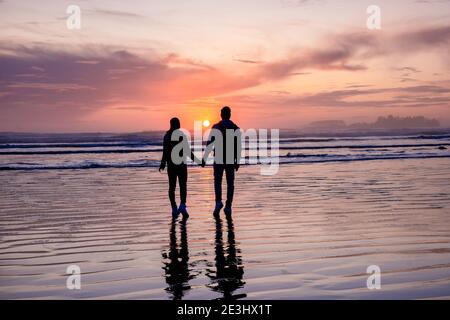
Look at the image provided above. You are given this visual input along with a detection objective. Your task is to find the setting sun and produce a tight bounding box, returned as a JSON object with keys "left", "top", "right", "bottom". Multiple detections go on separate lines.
{"left": 202, "top": 119, "right": 210, "bottom": 128}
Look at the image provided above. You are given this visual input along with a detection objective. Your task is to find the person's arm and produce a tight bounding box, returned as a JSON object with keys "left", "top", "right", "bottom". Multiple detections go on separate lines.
{"left": 159, "top": 135, "right": 168, "bottom": 172}
{"left": 187, "top": 139, "right": 203, "bottom": 166}
{"left": 203, "top": 126, "right": 216, "bottom": 163}
{"left": 234, "top": 126, "right": 242, "bottom": 171}
{"left": 190, "top": 151, "right": 205, "bottom": 166}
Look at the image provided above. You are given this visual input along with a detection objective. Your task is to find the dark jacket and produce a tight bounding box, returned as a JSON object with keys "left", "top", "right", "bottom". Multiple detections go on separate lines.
{"left": 207, "top": 120, "right": 241, "bottom": 165}
{"left": 160, "top": 130, "right": 197, "bottom": 169}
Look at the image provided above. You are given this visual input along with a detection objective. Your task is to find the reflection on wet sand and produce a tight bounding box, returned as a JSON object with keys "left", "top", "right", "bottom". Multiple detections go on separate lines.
{"left": 207, "top": 215, "right": 246, "bottom": 300}
{"left": 3, "top": 159, "right": 450, "bottom": 299}
{"left": 162, "top": 219, "right": 194, "bottom": 300}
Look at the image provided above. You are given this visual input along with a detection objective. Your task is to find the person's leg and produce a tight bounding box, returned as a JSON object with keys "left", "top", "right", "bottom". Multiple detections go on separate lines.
{"left": 176, "top": 165, "right": 189, "bottom": 218}
{"left": 225, "top": 165, "right": 235, "bottom": 208}
{"left": 167, "top": 167, "right": 177, "bottom": 209}
{"left": 179, "top": 165, "right": 187, "bottom": 205}
{"left": 214, "top": 164, "right": 224, "bottom": 203}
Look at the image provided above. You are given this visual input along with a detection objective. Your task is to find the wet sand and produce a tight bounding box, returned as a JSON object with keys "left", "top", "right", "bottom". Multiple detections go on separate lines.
{"left": 1, "top": 158, "right": 450, "bottom": 299}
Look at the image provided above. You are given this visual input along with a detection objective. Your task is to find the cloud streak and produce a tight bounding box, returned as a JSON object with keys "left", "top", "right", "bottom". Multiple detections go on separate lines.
{"left": 1, "top": 22, "right": 450, "bottom": 131}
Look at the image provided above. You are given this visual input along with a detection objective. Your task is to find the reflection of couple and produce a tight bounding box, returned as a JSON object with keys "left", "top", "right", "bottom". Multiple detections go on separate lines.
{"left": 162, "top": 214, "right": 245, "bottom": 300}
{"left": 159, "top": 106, "right": 241, "bottom": 219}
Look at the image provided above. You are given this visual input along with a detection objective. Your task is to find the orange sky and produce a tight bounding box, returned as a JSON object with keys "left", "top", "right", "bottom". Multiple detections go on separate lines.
{"left": 0, "top": 0, "right": 449, "bottom": 132}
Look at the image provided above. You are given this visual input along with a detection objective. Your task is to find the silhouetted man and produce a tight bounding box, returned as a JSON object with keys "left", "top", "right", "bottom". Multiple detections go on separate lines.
{"left": 204, "top": 106, "right": 241, "bottom": 216}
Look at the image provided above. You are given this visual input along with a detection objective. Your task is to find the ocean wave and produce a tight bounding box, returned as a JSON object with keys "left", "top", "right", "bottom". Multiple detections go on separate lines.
{"left": 1, "top": 143, "right": 448, "bottom": 155}
{"left": 0, "top": 142, "right": 159, "bottom": 149}
{"left": 278, "top": 143, "right": 450, "bottom": 150}
{"left": 0, "top": 149, "right": 161, "bottom": 155}
{"left": 0, "top": 160, "right": 159, "bottom": 171}
{"left": 1, "top": 132, "right": 449, "bottom": 149}
{"left": 1, "top": 154, "right": 449, "bottom": 170}
{"left": 279, "top": 134, "right": 450, "bottom": 143}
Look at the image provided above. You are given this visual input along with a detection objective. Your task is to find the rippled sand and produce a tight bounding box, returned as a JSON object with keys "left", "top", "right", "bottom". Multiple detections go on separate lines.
{"left": 1, "top": 158, "right": 450, "bottom": 299}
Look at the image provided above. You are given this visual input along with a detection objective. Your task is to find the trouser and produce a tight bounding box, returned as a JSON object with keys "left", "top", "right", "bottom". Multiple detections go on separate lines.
{"left": 167, "top": 164, "right": 187, "bottom": 208}
{"left": 214, "top": 164, "right": 235, "bottom": 208}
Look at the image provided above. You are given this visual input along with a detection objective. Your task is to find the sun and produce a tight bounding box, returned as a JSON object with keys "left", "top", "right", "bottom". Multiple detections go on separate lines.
{"left": 202, "top": 119, "right": 210, "bottom": 128}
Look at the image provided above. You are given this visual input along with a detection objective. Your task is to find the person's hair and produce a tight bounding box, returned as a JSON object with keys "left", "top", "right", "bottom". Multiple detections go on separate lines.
{"left": 221, "top": 106, "right": 231, "bottom": 120}
{"left": 169, "top": 117, "right": 180, "bottom": 131}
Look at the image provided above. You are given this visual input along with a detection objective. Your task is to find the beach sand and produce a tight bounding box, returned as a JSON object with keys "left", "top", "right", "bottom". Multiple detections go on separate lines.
{"left": 1, "top": 158, "right": 450, "bottom": 299}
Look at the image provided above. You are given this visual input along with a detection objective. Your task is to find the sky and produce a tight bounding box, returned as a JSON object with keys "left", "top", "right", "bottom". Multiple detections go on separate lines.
{"left": 0, "top": 0, "right": 449, "bottom": 132}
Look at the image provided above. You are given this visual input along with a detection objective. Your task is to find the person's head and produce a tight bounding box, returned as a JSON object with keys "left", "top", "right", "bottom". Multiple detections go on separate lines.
{"left": 169, "top": 117, "right": 180, "bottom": 131}
{"left": 221, "top": 106, "right": 231, "bottom": 120}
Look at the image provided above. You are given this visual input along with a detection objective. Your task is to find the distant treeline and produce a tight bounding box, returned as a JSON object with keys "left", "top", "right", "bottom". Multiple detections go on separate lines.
{"left": 308, "top": 115, "right": 440, "bottom": 130}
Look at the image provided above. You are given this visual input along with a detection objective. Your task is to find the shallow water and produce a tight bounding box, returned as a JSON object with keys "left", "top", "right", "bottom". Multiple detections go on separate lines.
{"left": 1, "top": 158, "right": 450, "bottom": 299}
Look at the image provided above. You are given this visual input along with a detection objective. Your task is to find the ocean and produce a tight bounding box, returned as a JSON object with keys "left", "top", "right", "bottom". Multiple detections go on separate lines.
{"left": 1, "top": 130, "right": 450, "bottom": 299}
{"left": 0, "top": 130, "right": 449, "bottom": 170}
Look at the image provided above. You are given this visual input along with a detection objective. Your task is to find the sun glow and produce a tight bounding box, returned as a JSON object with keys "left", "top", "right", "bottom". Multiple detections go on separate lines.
{"left": 202, "top": 119, "right": 210, "bottom": 127}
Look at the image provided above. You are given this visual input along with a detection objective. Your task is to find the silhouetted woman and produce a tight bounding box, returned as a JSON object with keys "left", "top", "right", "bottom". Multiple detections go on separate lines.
{"left": 159, "top": 117, "right": 203, "bottom": 219}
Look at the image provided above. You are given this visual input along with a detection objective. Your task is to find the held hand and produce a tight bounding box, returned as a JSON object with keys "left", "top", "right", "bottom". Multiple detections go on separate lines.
{"left": 235, "top": 164, "right": 240, "bottom": 172}
{"left": 201, "top": 159, "right": 206, "bottom": 168}
{"left": 159, "top": 165, "right": 165, "bottom": 173}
